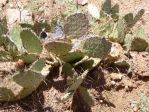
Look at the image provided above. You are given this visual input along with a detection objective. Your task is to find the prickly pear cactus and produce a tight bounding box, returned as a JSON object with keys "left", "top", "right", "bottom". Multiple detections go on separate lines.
{"left": 0, "top": 0, "right": 146, "bottom": 105}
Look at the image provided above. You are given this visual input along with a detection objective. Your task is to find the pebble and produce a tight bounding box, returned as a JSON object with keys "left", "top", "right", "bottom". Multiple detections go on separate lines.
{"left": 111, "top": 80, "right": 116, "bottom": 85}
{"left": 110, "top": 73, "right": 123, "bottom": 81}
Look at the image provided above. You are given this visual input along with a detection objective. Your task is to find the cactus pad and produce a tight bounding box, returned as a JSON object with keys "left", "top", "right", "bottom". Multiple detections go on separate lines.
{"left": 20, "top": 29, "right": 43, "bottom": 54}
{"left": 0, "top": 57, "right": 47, "bottom": 102}
{"left": 64, "top": 13, "right": 89, "bottom": 39}
{"left": 79, "top": 36, "right": 112, "bottom": 58}
{"left": 44, "top": 41, "right": 72, "bottom": 56}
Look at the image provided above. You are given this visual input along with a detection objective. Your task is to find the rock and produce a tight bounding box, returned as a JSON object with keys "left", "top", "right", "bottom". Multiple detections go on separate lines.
{"left": 108, "top": 42, "right": 124, "bottom": 60}
{"left": 0, "top": 0, "right": 8, "bottom": 8}
{"left": 110, "top": 80, "right": 116, "bottom": 85}
{"left": 110, "top": 73, "right": 123, "bottom": 81}
{"left": 6, "top": 8, "right": 33, "bottom": 28}
{"left": 124, "top": 82, "right": 134, "bottom": 91}
{"left": 74, "top": 0, "right": 88, "bottom": 5}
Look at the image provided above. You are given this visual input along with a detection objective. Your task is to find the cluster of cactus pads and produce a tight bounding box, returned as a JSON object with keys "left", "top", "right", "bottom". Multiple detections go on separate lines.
{"left": 0, "top": 0, "right": 149, "bottom": 106}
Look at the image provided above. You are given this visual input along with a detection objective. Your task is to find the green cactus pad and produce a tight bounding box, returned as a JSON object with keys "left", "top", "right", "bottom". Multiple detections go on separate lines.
{"left": 133, "top": 9, "right": 145, "bottom": 26}
{"left": 101, "top": 0, "right": 119, "bottom": 20}
{"left": 79, "top": 37, "right": 112, "bottom": 58}
{"left": 20, "top": 29, "right": 43, "bottom": 54}
{"left": 16, "top": 53, "right": 38, "bottom": 64}
{"left": 13, "top": 70, "right": 45, "bottom": 101}
{"left": 102, "top": 0, "right": 111, "bottom": 14}
{"left": 30, "top": 59, "right": 46, "bottom": 73}
{"left": 124, "top": 28, "right": 149, "bottom": 52}
{"left": 9, "top": 25, "right": 25, "bottom": 53}
{"left": 77, "top": 58, "right": 101, "bottom": 71}
{"left": 62, "top": 63, "right": 74, "bottom": 77}
{"left": 124, "top": 34, "right": 134, "bottom": 51}
{"left": 66, "top": 70, "right": 89, "bottom": 93}
{"left": 44, "top": 41, "right": 72, "bottom": 56}
{"left": 60, "top": 51, "right": 84, "bottom": 63}
{"left": 0, "top": 36, "right": 5, "bottom": 46}
{"left": 0, "top": 69, "right": 46, "bottom": 101}
{"left": 64, "top": 13, "right": 89, "bottom": 39}
{"left": 109, "top": 18, "right": 126, "bottom": 43}
{"left": 134, "top": 27, "right": 147, "bottom": 39}
{"left": 131, "top": 38, "right": 148, "bottom": 51}
{"left": 124, "top": 9, "right": 144, "bottom": 28}
{"left": 130, "top": 27, "right": 149, "bottom": 51}
{"left": 111, "top": 4, "right": 119, "bottom": 20}
{"left": 146, "top": 46, "right": 149, "bottom": 53}
{"left": 117, "top": 18, "right": 126, "bottom": 43}
{"left": 117, "top": 19, "right": 127, "bottom": 43}
{"left": 0, "top": 17, "right": 8, "bottom": 43}
{"left": 96, "top": 19, "right": 114, "bottom": 36}
{"left": 79, "top": 86, "right": 94, "bottom": 106}
{"left": 124, "top": 13, "right": 134, "bottom": 28}
{"left": 64, "top": 58, "right": 100, "bottom": 101}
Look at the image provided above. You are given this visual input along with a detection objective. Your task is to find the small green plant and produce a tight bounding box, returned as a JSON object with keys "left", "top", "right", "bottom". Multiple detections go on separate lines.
{"left": 137, "top": 93, "right": 149, "bottom": 112}
{"left": 133, "top": 92, "right": 149, "bottom": 112}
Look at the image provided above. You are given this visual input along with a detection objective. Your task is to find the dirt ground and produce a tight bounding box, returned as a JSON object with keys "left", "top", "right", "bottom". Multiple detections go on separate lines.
{"left": 0, "top": 0, "right": 149, "bottom": 112}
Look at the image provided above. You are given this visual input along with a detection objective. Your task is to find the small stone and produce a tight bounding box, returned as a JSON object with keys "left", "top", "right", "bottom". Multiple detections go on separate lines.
{"left": 110, "top": 73, "right": 123, "bottom": 81}
{"left": 9, "top": 4, "right": 14, "bottom": 8}
{"left": 75, "top": 0, "right": 88, "bottom": 5}
{"left": 125, "top": 85, "right": 129, "bottom": 91}
{"left": 108, "top": 42, "right": 124, "bottom": 59}
{"left": 100, "top": 100, "right": 103, "bottom": 103}
{"left": 0, "top": 0, "right": 8, "bottom": 7}
{"left": 124, "top": 81, "right": 135, "bottom": 91}
{"left": 133, "top": 107, "right": 138, "bottom": 112}
{"left": 6, "top": 8, "right": 33, "bottom": 28}
{"left": 111, "top": 81, "right": 116, "bottom": 85}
